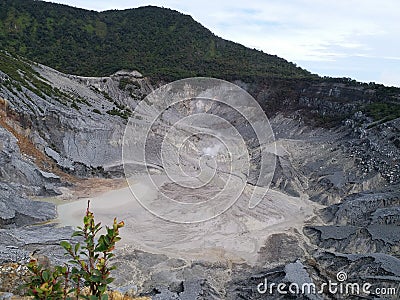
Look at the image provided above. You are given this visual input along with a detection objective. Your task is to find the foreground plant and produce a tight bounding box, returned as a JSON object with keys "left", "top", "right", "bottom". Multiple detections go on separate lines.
{"left": 24, "top": 262, "right": 69, "bottom": 299}
{"left": 24, "top": 200, "right": 124, "bottom": 299}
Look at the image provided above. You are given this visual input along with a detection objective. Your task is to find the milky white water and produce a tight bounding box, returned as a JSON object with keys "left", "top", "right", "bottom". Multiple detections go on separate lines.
{"left": 56, "top": 174, "right": 318, "bottom": 265}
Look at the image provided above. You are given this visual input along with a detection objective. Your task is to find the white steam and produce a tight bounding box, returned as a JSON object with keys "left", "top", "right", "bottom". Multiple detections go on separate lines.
{"left": 202, "top": 144, "right": 221, "bottom": 157}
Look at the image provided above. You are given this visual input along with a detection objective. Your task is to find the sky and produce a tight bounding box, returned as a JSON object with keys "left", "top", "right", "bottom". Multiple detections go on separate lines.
{"left": 46, "top": 0, "right": 400, "bottom": 87}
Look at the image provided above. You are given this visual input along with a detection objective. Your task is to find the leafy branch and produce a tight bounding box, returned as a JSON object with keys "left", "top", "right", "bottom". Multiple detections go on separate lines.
{"left": 24, "top": 200, "right": 124, "bottom": 300}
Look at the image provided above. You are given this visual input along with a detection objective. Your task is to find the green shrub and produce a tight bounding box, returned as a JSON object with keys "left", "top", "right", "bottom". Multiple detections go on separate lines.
{"left": 118, "top": 78, "right": 131, "bottom": 90}
{"left": 24, "top": 263, "right": 69, "bottom": 299}
{"left": 24, "top": 201, "right": 124, "bottom": 299}
{"left": 364, "top": 102, "right": 400, "bottom": 122}
{"left": 71, "top": 102, "right": 80, "bottom": 110}
{"left": 106, "top": 108, "right": 131, "bottom": 120}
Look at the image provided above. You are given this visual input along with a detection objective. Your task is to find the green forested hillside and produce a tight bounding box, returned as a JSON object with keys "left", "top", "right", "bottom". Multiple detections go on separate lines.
{"left": 0, "top": 0, "right": 314, "bottom": 79}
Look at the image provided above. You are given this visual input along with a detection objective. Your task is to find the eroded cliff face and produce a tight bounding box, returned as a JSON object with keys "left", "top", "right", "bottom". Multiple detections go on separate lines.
{"left": 0, "top": 63, "right": 152, "bottom": 175}
{"left": 0, "top": 52, "right": 399, "bottom": 299}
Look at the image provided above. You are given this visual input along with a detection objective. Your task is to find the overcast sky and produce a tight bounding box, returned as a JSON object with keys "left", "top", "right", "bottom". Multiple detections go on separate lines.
{"left": 46, "top": 0, "right": 400, "bottom": 87}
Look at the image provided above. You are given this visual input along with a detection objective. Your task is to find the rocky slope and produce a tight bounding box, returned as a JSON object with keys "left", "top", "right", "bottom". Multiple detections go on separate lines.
{"left": 0, "top": 51, "right": 399, "bottom": 299}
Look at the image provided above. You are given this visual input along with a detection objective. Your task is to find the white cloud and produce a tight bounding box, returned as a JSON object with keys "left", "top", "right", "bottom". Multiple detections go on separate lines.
{"left": 380, "top": 71, "right": 400, "bottom": 87}
{"left": 44, "top": 0, "right": 400, "bottom": 86}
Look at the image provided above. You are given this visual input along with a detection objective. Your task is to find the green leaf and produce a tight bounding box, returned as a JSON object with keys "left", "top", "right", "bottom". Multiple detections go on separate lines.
{"left": 107, "top": 228, "right": 113, "bottom": 236}
{"left": 42, "top": 270, "right": 50, "bottom": 281}
{"left": 106, "top": 277, "right": 114, "bottom": 284}
{"left": 79, "top": 251, "right": 89, "bottom": 257}
{"left": 101, "top": 294, "right": 108, "bottom": 300}
{"left": 60, "top": 241, "right": 72, "bottom": 250}
{"left": 54, "top": 266, "right": 62, "bottom": 272}
{"left": 74, "top": 242, "right": 80, "bottom": 254}
{"left": 83, "top": 216, "right": 90, "bottom": 225}
{"left": 80, "top": 251, "right": 89, "bottom": 257}
{"left": 72, "top": 231, "right": 84, "bottom": 237}
{"left": 95, "top": 244, "right": 106, "bottom": 252}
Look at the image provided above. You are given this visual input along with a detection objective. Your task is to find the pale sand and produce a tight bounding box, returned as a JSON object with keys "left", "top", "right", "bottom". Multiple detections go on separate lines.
{"left": 56, "top": 175, "right": 321, "bottom": 265}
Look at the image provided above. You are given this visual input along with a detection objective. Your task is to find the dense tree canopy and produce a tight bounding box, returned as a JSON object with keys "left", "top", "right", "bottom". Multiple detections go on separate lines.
{"left": 0, "top": 0, "right": 315, "bottom": 80}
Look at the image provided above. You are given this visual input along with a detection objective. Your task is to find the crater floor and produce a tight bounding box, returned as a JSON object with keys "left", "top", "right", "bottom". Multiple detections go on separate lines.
{"left": 56, "top": 173, "right": 320, "bottom": 266}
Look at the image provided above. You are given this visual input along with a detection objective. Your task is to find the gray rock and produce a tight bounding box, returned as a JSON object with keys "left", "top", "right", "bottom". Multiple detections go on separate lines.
{"left": 0, "top": 127, "right": 54, "bottom": 192}
{"left": 0, "top": 224, "right": 74, "bottom": 264}
{"left": 116, "top": 284, "right": 138, "bottom": 297}
{"left": 45, "top": 146, "right": 74, "bottom": 170}
{"left": 367, "top": 225, "right": 400, "bottom": 244}
{"left": 0, "top": 292, "right": 13, "bottom": 300}
{"left": 0, "top": 182, "right": 56, "bottom": 228}
{"left": 257, "top": 233, "right": 304, "bottom": 266}
{"left": 306, "top": 225, "right": 358, "bottom": 240}
{"left": 284, "top": 261, "right": 322, "bottom": 300}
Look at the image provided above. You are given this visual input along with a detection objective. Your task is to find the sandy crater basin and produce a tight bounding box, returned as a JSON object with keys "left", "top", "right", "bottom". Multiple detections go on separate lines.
{"left": 57, "top": 174, "right": 319, "bottom": 265}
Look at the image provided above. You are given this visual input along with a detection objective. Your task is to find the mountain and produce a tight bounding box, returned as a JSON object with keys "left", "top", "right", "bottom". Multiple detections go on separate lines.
{"left": 1, "top": 1, "right": 400, "bottom": 298}
{"left": 1, "top": 0, "right": 399, "bottom": 122}
{"left": 0, "top": 0, "right": 313, "bottom": 80}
